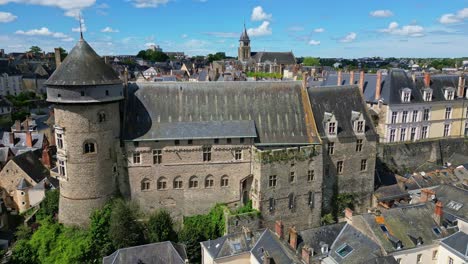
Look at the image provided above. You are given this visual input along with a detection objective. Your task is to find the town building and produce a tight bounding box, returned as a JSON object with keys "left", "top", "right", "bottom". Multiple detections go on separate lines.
{"left": 103, "top": 241, "right": 188, "bottom": 264}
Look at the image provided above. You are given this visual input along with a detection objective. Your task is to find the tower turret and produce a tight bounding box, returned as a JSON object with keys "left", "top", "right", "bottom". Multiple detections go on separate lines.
{"left": 45, "top": 37, "right": 123, "bottom": 226}
{"left": 238, "top": 24, "right": 251, "bottom": 62}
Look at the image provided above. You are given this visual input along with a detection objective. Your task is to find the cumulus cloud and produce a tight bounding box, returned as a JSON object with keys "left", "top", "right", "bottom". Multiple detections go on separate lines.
{"left": 0, "top": 0, "right": 96, "bottom": 17}
{"left": 313, "top": 28, "right": 325, "bottom": 33}
{"left": 130, "top": 0, "right": 169, "bottom": 8}
{"left": 380, "top": 22, "right": 424, "bottom": 37}
{"left": 308, "top": 40, "right": 320, "bottom": 46}
{"left": 370, "top": 10, "right": 393, "bottom": 18}
{"left": 339, "top": 32, "right": 357, "bottom": 43}
{"left": 181, "top": 34, "right": 188, "bottom": 38}
{"left": 439, "top": 8, "right": 468, "bottom": 24}
{"left": 0, "top": 12, "right": 17, "bottom": 23}
{"left": 15, "top": 27, "right": 72, "bottom": 41}
{"left": 247, "top": 21, "right": 272, "bottom": 37}
{"left": 251, "top": 6, "right": 272, "bottom": 21}
{"left": 101, "top": 26, "right": 119, "bottom": 33}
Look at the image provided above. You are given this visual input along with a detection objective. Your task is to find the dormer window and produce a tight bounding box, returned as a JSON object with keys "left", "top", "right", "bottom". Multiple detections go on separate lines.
{"left": 328, "top": 122, "right": 336, "bottom": 135}
{"left": 444, "top": 87, "right": 455, "bottom": 100}
{"left": 423, "top": 88, "right": 433, "bottom": 102}
{"left": 401, "top": 88, "right": 411, "bottom": 103}
{"left": 351, "top": 111, "right": 365, "bottom": 134}
{"left": 324, "top": 112, "right": 337, "bottom": 136}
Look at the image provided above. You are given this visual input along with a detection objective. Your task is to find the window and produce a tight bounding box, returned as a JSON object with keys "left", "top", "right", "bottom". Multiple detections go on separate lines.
{"left": 361, "top": 159, "right": 367, "bottom": 171}
{"left": 391, "top": 112, "right": 398, "bottom": 124}
{"left": 328, "top": 142, "right": 335, "bottom": 155}
{"left": 289, "top": 171, "right": 295, "bottom": 183}
{"left": 84, "top": 142, "right": 96, "bottom": 153}
{"left": 187, "top": 139, "right": 193, "bottom": 145}
{"left": 56, "top": 133, "right": 63, "bottom": 149}
{"left": 153, "top": 149, "right": 162, "bottom": 164}
{"left": 402, "top": 91, "right": 410, "bottom": 102}
{"left": 356, "top": 121, "right": 364, "bottom": 133}
{"left": 58, "top": 160, "right": 66, "bottom": 176}
{"left": 226, "top": 138, "right": 232, "bottom": 144}
{"left": 432, "top": 250, "right": 438, "bottom": 260}
{"left": 269, "top": 198, "right": 275, "bottom": 212}
{"left": 416, "top": 254, "right": 422, "bottom": 263}
{"left": 424, "top": 90, "right": 432, "bottom": 101}
{"left": 234, "top": 150, "right": 242, "bottom": 160}
{"left": 157, "top": 177, "right": 167, "bottom": 190}
{"left": 402, "top": 111, "right": 408, "bottom": 123}
{"left": 335, "top": 244, "right": 354, "bottom": 258}
{"left": 307, "top": 170, "right": 314, "bottom": 182}
{"left": 389, "top": 129, "right": 396, "bottom": 142}
{"left": 214, "top": 138, "right": 219, "bottom": 144}
{"left": 221, "top": 175, "right": 229, "bottom": 187}
{"left": 448, "top": 256, "right": 454, "bottom": 264}
{"left": 133, "top": 152, "right": 141, "bottom": 164}
{"left": 337, "top": 161, "right": 344, "bottom": 175}
{"left": 98, "top": 112, "right": 106, "bottom": 123}
{"left": 412, "top": 110, "right": 418, "bottom": 122}
{"left": 240, "top": 138, "right": 245, "bottom": 144}
{"left": 328, "top": 122, "right": 336, "bottom": 135}
{"left": 174, "top": 140, "right": 180, "bottom": 145}
{"left": 308, "top": 192, "right": 315, "bottom": 208}
{"left": 400, "top": 128, "right": 406, "bottom": 141}
{"left": 288, "top": 193, "right": 295, "bottom": 209}
{"left": 173, "top": 177, "right": 183, "bottom": 189}
{"left": 141, "top": 179, "right": 150, "bottom": 191}
{"left": 446, "top": 90, "right": 454, "bottom": 100}
{"left": 445, "top": 107, "right": 452, "bottom": 119}
{"left": 268, "top": 175, "right": 277, "bottom": 187}
{"left": 205, "top": 175, "right": 214, "bottom": 188}
{"left": 421, "top": 126, "right": 428, "bottom": 139}
{"left": 203, "top": 146, "right": 212, "bottom": 162}
{"left": 356, "top": 139, "right": 363, "bottom": 152}
{"left": 410, "top": 127, "right": 417, "bottom": 141}
{"left": 423, "top": 109, "right": 430, "bottom": 121}
{"left": 189, "top": 176, "right": 198, "bottom": 188}
{"left": 443, "top": 124, "right": 450, "bottom": 137}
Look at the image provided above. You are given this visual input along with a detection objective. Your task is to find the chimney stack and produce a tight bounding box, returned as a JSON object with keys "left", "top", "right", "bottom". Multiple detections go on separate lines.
{"left": 337, "top": 71, "right": 342, "bottom": 86}
{"left": 289, "top": 226, "right": 298, "bottom": 250}
{"left": 359, "top": 71, "right": 365, "bottom": 94}
{"left": 420, "top": 189, "right": 436, "bottom": 203}
{"left": 433, "top": 201, "right": 443, "bottom": 226}
{"left": 0, "top": 49, "right": 4, "bottom": 57}
{"left": 411, "top": 73, "right": 416, "bottom": 84}
{"left": 349, "top": 71, "right": 355, "bottom": 85}
{"left": 424, "top": 72, "right": 431, "bottom": 88}
{"left": 458, "top": 74, "right": 465, "bottom": 98}
{"left": 344, "top": 208, "right": 353, "bottom": 220}
{"left": 14, "top": 120, "right": 21, "bottom": 132}
{"left": 263, "top": 251, "right": 271, "bottom": 264}
{"left": 25, "top": 131, "right": 33, "bottom": 148}
{"left": 275, "top": 220, "right": 284, "bottom": 239}
{"left": 375, "top": 71, "right": 382, "bottom": 101}
{"left": 9, "top": 132, "right": 15, "bottom": 145}
{"left": 54, "top": 48, "right": 61, "bottom": 68}
{"left": 42, "top": 148, "right": 52, "bottom": 168}
{"left": 301, "top": 245, "right": 313, "bottom": 264}
{"left": 302, "top": 72, "right": 309, "bottom": 90}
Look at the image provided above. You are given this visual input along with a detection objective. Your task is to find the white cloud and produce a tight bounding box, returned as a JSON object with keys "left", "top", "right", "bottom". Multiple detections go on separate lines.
{"left": 0, "top": 0, "right": 96, "bottom": 17}
{"left": 370, "top": 10, "right": 394, "bottom": 18}
{"left": 439, "top": 8, "right": 468, "bottom": 24}
{"left": 308, "top": 40, "right": 320, "bottom": 46}
{"left": 247, "top": 21, "right": 272, "bottom": 37}
{"left": 313, "top": 28, "right": 325, "bottom": 33}
{"left": 15, "top": 27, "right": 73, "bottom": 42}
{"left": 72, "top": 18, "right": 87, "bottom": 32}
{"left": 130, "top": 0, "right": 169, "bottom": 8}
{"left": 204, "top": 32, "right": 238, "bottom": 38}
{"left": 181, "top": 34, "right": 188, "bottom": 38}
{"left": 287, "top": 26, "right": 304, "bottom": 32}
{"left": 101, "top": 26, "right": 119, "bottom": 33}
{"left": 0, "top": 12, "right": 17, "bottom": 23}
{"left": 251, "top": 6, "right": 272, "bottom": 21}
{"left": 339, "top": 32, "right": 357, "bottom": 43}
{"left": 380, "top": 22, "right": 424, "bottom": 37}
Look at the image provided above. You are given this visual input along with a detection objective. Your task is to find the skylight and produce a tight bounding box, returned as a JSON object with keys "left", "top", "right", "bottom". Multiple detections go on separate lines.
{"left": 336, "top": 244, "right": 354, "bottom": 258}
{"left": 432, "top": 227, "right": 441, "bottom": 236}
{"left": 446, "top": 201, "right": 463, "bottom": 211}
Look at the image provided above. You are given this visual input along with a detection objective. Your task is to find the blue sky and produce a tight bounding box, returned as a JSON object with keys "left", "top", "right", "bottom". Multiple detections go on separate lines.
{"left": 0, "top": 0, "right": 467, "bottom": 58}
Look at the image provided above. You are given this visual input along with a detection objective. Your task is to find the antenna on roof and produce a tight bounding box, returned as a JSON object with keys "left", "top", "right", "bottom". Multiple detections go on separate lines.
{"left": 78, "top": 12, "right": 84, "bottom": 40}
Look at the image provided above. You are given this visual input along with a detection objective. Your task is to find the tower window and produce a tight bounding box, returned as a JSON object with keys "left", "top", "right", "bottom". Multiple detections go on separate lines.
{"left": 153, "top": 149, "right": 162, "bottom": 164}
{"left": 58, "top": 160, "right": 66, "bottom": 177}
{"left": 157, "top": 177, "right": 167, "bottom": 190}
{"left": 105, "top": 90, "right": 109, "bottom": 96}
{"left": 203, "top": 146, "right": 212, "bottom": 162}
{"left": 205, "top": 175, "right": 214, "bottom": 188}
{"left": 133, "top": 152, "right": 141, "bottom": 164}
{"left": 268, "top": 175, "right": 277, "bottom": 187}
{"left": 221, "top": 175, "right": 229, "bottom": 187}
{"left": 141, "top": 179, "right": 150, "bottom": 191}
{"left": 81, "top": 91, "right": 85, "bottom": 96}
{"left": 234, "top": 149, "right": 242, "bottom": 160}
{"left": 308, "top": 170, "right": 314, "bottom": 182}
{"left": 56, "top": 132, "right": 63, "bottom": 149}
{"left": 173, "top": 177, "right": 183, "bottom": 189}
{"left": 84, "top": 142, "right": 96, "bottom": 154}
{"left": 189, "top": 176, "right": 198, "bottom": 188}
{"left": 98, "top": 112, "right": 106, "bottom": 123}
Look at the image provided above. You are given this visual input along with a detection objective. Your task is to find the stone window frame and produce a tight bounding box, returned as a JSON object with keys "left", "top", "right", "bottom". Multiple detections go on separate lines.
{"left": 55, "top": 126, "right": 64, "bottom": 149}
{"left": 307, "top": 170, "right": 314, "bottom": 182}
{"left": 336, "top": 161, "right": 344, "bottom": 175}
{"left": 412, "top": 110, "right": 419, "bottom": 122}
{"left": 444, "top": 88, "right": 455, "bottom": 101}
{"left": 400, "top": 128, "right": 406, "bottom": 141}
{"left": 132, "top": 152, "right": 141, "bottom": 164}
{"left": 157, "top": 177, "right": 168, "bottom": 190}
{"left": 234, "top": 149, "right": 242, "bottom": 160}
{"left": 141, "top": 178, "right": 151, "bottom": 191}
{"left": 402, "top": 111, "right": 408, "bottom": 123}
{"left": 421, "top": 126, "right": 429, "bottom": 139}
{"left": 202, "top": 146, "right": 212, "bottom": 162}
{"left": 423, "top": 89, "right": 433, "bottom": 102}
{"left": 445, "top": 106, "right": 452, "bottom": 120}
{"left": 153, "top": 149, "right": 162, "bottom": 164}
{"left": 269, "top": 197, "right": 275, "bottom": 212}
{"left": 268, "top": 175, "right": 277, "bottom": 188}
{"left": 360, "top": 159, "right": 367, "bottom": 171}
{"left": 327, "top": 142, "right": 335, "bottom": 155}
{"left": 98, "top": 110, "right": 106, "bottom": 123}
{"left": 391, "top": 112, "right": 398, "bottom": 124}
{"left": 443, "top": 123, "right": 451, "bottom": 137}
{"left": 189, "top": 176, "right": 199, "bottom": 189}
{"left": 355, "top": 139, "right": 363, "bottom": 152}
{"left": 308, "top": 192, "right": 315, "bottom": 208}
{"left": 423, "top": 108, "right": 430, "bottom": 121}
{"left": 205, "top": 175, "right": 214, "bottom": 188}
{"left": 289, "top": 171, "right": 295, "bottom": 183}
{"left": 58, "top": 159, "right": 67, "bottom": 178}
{"left": 401, "top": 88, "right": 411, "bottom": 103}
{"left": 389, "top": 129, "right": 396, "bottom": 142}
{"left": 83, "top": 140, "right": 97, "bottom": 154}
{"left": 173, "top": 176, "right": 183, "bottom": 189}
{"left": 221, "top": 175, "right": 229, "bottom": 187}
{"left": 288, "top": 193, "right": 295, "bottom": 209}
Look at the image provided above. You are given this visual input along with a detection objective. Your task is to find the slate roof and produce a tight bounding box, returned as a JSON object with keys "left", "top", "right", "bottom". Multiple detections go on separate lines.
{"left": 45, "top": 38, "right": 122, "bottom": 86}
{"left": 103, "top": 241, "right": 187, "bottom": 264}
{"left": 308, "top": 85, "right": 378, "bottom": 139}
{"left": 251, "top": 52, "right": 296, "bottom": 65}
{"left": 1, "top": 132, "right": 44, "bottom": 154}
{"left": 413, "top": 75, "right": 460, "bottom": 102}
{"left": 240, "top": 26, "right": 250, "bottom": 42}
{"left": 251, "top": 229, "right": 302, "bottom": 263}
{"left": 432, "top": 185, "right": 468, "bottom": 222}
{"left": 374, "top": 184, "right": 409, "bottom": 202}
{"left": 125, "top": 81, "right": 319, "bottom": 144}
{"left": 396, "top": 169, "right": 460, "bottom": 192}
{"left": 201, "top": 229, "right": 263, "bottom": 260}
{"left": 0, "top": 147, "right": 11, "bottom": 164}
{"left": 440, "top": 232, "right": 468, "bottom": 260}
{"left": 11, "top": 151, "right": 49, "bottom": 183}
{"left": 298, "top": 222, "right": 346, "bottom": 258}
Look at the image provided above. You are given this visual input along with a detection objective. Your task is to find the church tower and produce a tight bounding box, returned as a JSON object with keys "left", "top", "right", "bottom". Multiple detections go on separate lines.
{"left": 45, "top": 36, "right": 124, "bottom": 226}
{"left": 238, "top": 24, "right": 251, "bottom": 62}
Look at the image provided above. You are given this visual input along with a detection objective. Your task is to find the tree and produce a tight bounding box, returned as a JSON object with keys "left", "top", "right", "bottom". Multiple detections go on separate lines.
{"left": 86, "top": 203, "right": 114, "bottom": 262}
{"left": 29, "top": 46, "right": 42, "bottom": 54}
{"left": 146, "top": 210, "right": 177, "bottom": 243}
{"left": 136, "top": 50, "right": 169, "bottom": 62}
{"left": 36, "top": 189, "right": 59, "bottom": 221}
{"left": 303, "top": 57, "right": 320, "bottom": 66}
{"left": 207, "top": 52, "right": 226, "bottom": 63}
{"left": 109, "top": 199, "right": 145, "bottom": 249}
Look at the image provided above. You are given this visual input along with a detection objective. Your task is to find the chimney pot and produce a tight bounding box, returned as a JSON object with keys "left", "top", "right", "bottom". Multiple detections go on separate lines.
{"left": 458, "top": 74, "right": 465, "bottom": 98}
{"left": 275, "top": 220, "right": 284, "bottom": 239}
{"left": 424, "top": 72, "right": 431, "bottom": 88}
{"left": 349, "top": 71, "right": 355, "bottom": 85}
{"left": 375, "top": 71, "right": 382, "bottom": 100}
{"left": 42, "top": 148, "right": 51, "bottom": 168}
{"left": 420, "top": 189, "right": 435, "bottom": 203}
{"left": 344, "top": 208, "right": 353, "bottom": 220}
{"left": 25, "top": 131, "right": 33, "bottom": 148}
{"left": 54, "top": 48, "right": 61, "bottom": 68}
{"left": 14, "top": 120, "right": 21, "bottom": 132}
{"left": 289, "top": 226, "right": 298, "bottom": 250}
{"left": 302, "top": 245, "right": 313, "bottom": 264}
{"left": 9, "top": 132, "right": 15, "bottom": 145}
{"left": 337, "top": 71, "right": 342, "bottom": 86}
{"left": 434, "top": 201, "right": 443, "bottom": 226}
{"left": 359, "top": 71, "right": 365, "bottom": 94}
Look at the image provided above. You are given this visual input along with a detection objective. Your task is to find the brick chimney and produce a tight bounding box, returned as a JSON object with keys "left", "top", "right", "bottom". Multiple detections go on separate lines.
{"left": 301, "top": 245, "right": 313, "bottom": 264}
{"left": 14, "top": 120, "right": 21, "bottom": 131}
{"left": 25, "top": 131, "right": 33, "bottom": 148}
{"left": 433, "top": 201, "right": 443, "bottom": 226}
{"left": 54, "top": 48, "right": 61, "bottom": 68}
{"left": 375, "top": 71, "right": 382, "bottom": 100}
{"left": 420, "top": 189, "right": 436, "bottom": 203}
{"left": 9, "top": 132, "right": 15, "bottom": 145}
{"left": 349, "top": 71, "right": 355, "bottom": 85}
{"left": 344, "top": 208, "right": 353, "bottom": 220}
{"left": 424, "top": 72, "right": 431, "bottom": 88}
{"left": 289, "top": 226, "right": 298, "bottom": 250}
{"left": 337, "top": 71, "right": 342, "bottom": 86}
{"left": 302, "top": 72, "right": 309, "bottom": 90}
{"left": 458, "top": 74, "right": 465, "bottom": 98}
{"left": 359, "top": 71, "right": 365, "bottom": 93}
{"left": 42, "top": 148, "right": 51, "bottom": 168}
{"left": 263, "top": 250, "right": 271, "bottom": 264}
{"left": 275, "top": 220, "right": 284, "bottom": 239}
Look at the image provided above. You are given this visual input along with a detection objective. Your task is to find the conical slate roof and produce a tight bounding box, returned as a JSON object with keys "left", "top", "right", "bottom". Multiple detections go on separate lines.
{"left": 240, "top": 26, "right": 250, "bottom": 42}
{"left": 45, "top": 38, "right": 122, "bottom": 86}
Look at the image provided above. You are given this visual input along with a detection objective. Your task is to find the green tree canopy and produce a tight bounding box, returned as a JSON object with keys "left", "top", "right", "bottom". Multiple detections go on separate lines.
{"left": 146, "top": 210, "right": 177, "bottom": 243}
{"left": 109, "top": 199, "right": 145, "bottom": 249}
{"left": 302, "top": 57, "right": 320, "bottom": 66}
{"left": 136, "top": 49, "right": 169, "bottom": 62}
{"left": 36, "top": 189, "right": 59, "bottom": 221}
{"left": 29, "top": 46, "right": 42, "bottom": 54}
{"left": 207, "top": 52, "right": 226, "bottom": 63}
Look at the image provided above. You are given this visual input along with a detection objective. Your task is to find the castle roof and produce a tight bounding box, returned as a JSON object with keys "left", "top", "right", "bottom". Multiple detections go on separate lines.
{"left": 45, "top": 38, "right": 121, "bottom": 86}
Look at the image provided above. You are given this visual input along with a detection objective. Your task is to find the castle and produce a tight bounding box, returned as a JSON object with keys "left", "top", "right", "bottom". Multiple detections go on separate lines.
{"left": 45, "top": 36, "right": 377, "bottom": 232}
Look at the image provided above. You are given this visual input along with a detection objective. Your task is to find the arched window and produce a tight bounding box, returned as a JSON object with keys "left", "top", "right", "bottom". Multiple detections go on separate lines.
{"left": 173, "top": 176, "right": 183, "bottom": 189}
{"left": 84, "top": 141, "right": 96, "bottom": 154}
{"left": 98, "top": 111, "right": 106, "bottom": 123}
{"left": 221, "top": 175, "right": 229, "bottom": 187}
{"left": 141, "top": 178, "right": 150, "bottom": 191}
{"left": 157, "top": 177, "right": 167, "bottom": 190}
{"left": 205, "top": 175, "right": 214, "bottom": 188}
{"left": 189, "top": 176, "right": 198, "bottom": 188}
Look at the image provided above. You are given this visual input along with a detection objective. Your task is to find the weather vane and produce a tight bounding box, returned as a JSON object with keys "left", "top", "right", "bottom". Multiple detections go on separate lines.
{"left": 78, "top": 12, "right": 84, "bottom": 39}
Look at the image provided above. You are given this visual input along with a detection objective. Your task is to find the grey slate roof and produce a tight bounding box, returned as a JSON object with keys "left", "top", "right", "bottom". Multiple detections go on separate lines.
{"left": 240, "top": 26, "right": 250, "bottom": 42}
{"left": 1, "top": 132, "right": 44, "bottom": 155}
{"left": 432, "top": 185, "right": 468, "bottom": 222}
{"left": 125, "top": 81, "right": 319, "bottom": 144}
{"left": 103, "top": 241, "right": 187, "bottom": 264}
{"left": 251, "top": 52, "right": 296, "bottom": 65}
{"left": 414, "top": 75, "right": 460, "bottom": 102}
{"left": 440, "top": 232, "right": 468, "bottom": 260}
{"left": 308, "top": 85, "right": 378, "bottom": 139}
{"left": 374, "top": 184, "right": 409, "bottom": 202}
{"left": 298, "top": 222, "right": 346, "bottom": 258}
{"left": 251, "top": 229, "right": 302, "bottom": 263}
{"left": 201, "top": 229, "right": 263, "bottom": 260}
{"left": 11, "top": 151, "right": 49, "bottom": 183}
{"left": 45, "top": 38, "right": 122, "bottom": 86}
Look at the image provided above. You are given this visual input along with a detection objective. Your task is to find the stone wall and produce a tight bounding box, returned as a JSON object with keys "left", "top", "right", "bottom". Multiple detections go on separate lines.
{"left": 225, "top": 211, "right": 261, "bottom": 235}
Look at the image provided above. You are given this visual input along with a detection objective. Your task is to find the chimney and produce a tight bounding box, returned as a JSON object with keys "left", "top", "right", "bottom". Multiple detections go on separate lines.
{"left": 359, "top": 71, "right": 365, "bottom": 93}
{"left": 263, "top": 250, "right": 271, "bottom": 264}
{"left": 424, "top": 72, "right": 431, "bottom": 88}
{"left": 302, "top": 72, "right": 309, "bottom": 90}
{"left": 458, "top": 74, "right": 465, "bottom": 98}
{"left": 375, "top": 71, "right": 382, "bottom": 100}
{"left": 0, "top": 49, "right": 4, "bottom": 57}
{"left": 411, "top": 73, "right": 416, "bottom": 84}
{"left": 14, "top": 120, "right": 21, "bottom": 132}
{"left": 9, "top": 132, "right": 15, "bottom": 145}
{"left": 25, "top": 131, "right": 33, "bottom": 148}
{"left": 349, "top": 71, "right": 355, "bottom": 85}
{"left": 420, "top": 189, "right": 436, "bottom": 203}
{"left": 42, "top": 148, "right": 51, "bottom": 168}
{"left": 337, "top": 71, "right": 342, "bottom": 86}
{"left": 104, "top": 56, "right": 108, "bottom": 64}
{"left": 433, "top": 201, "right": 443, "bottom": 226}
{"left": 344, "top": 208, "right": 353, "bottom": 220}
{"left": 54, "top": 48, "right": 61, "bottom": 68}
{"left": 301, "top": 245, "right": 313, "bottom": 264}
{"left": 289, "top": 226, "right": 298, "bottom": 250}
{"left": 275, "top": 220, "right": 284, "bottom": 239}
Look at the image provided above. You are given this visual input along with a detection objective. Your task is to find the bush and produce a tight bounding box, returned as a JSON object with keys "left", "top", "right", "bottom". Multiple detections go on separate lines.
{"left": 108, "top": 199, "right": 145, "bottom": 249}
{"left": 36, "top": 190, "right": 59, "bottom": 221}
{"left": 146, "top": 210, "right": 177, "bottom": 243}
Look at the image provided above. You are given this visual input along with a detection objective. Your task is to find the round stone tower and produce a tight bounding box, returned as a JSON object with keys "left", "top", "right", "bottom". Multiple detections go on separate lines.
{"left": 45, "top": 36, "right": 123, "bottom": 226}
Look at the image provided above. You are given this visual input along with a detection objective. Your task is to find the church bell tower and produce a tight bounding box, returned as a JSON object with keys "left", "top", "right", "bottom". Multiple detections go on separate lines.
{"left": 238, "top": 24, "right": 251, "bottom": 62}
